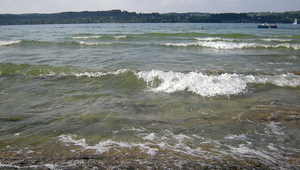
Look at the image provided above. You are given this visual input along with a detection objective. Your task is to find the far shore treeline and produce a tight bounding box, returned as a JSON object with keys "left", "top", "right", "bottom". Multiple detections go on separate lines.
{"left": 0, "top": 10, "right": 299, "bottom": 25}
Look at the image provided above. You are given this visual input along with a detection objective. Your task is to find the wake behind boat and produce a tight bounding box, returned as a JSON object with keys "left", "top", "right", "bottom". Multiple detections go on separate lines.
{"left": 257, "top": 23, "right": 277, "bottom": 28}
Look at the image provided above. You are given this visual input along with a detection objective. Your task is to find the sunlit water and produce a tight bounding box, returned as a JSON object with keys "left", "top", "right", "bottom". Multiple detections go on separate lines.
{"left": 0, "top": 23, "right": 300, "bottom": 169}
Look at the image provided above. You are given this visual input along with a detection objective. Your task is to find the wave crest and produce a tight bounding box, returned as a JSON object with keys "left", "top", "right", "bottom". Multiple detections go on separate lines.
{"left": 159, "top": 41, "right": 300, "bottom": 49}
{"left": 136, "top": 70, "right": 248, "bottom": 96}
{"left": 1, "top": 64, "right": 299, "bottom": 97}
{"left": 136, "top": 70, "right": 300, "bottom": 97}
{"left": 0, "top": 40, "right": 21, "bottom": 46}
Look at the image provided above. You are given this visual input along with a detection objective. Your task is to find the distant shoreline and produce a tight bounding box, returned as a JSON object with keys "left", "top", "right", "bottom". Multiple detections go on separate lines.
{"left": 1, "top": 9, "right": 299, "bottom": 25}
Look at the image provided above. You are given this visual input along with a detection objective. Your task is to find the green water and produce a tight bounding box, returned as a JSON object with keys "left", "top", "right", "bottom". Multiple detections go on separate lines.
{"left": 0, "top": 23, "right": 300, "bottom": 169}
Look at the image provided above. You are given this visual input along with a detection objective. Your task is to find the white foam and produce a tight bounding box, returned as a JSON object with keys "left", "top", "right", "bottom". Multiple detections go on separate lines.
{"left": 79, "top": 41, "right": 112, "bottom": 45}
{"left": 72, "top": 36, "right": 101, "bottom": 39}
{"left": 79, "top": 41, "right": 111, "bottom": 45}
{"left": 197, "top": 41, "right": 262, "bottom": 49}
{"left": 160, "top": 42, "right": 196, "bottom": 47}
{"left": 261, "top": 38, "right": 293, "bottom": 42}
{"left": 159, "top": 41, "right": 300, "bottom": 50}
{"left": 159, "top": 41, "right": 260, "bottom": 49}
{"left": 74, "top": 69, "right": 129, "bottom": 77}
{"left": 34, "top": 69, "right": 130, "bottom": 79}
{"left": 58, "top": 132, "right": 203, "bottom": 157}
{"left": 245, "top": 73, "right": 300, "bottom": 87}
{"left": 58, "top": 134, "right": 159, "bottom": 156}
{"left": 0, "top": 163, "right": 45, "bottom": 170}
{"left": 57, "top": 132, "right": 296, "bottom": 168}
{"left": 114, "top": 35, "right": 127, "bottom": 39}
{"left": 125, "top": 127, "right": 146, "bottom": 132}
{"left": 37, "top": 71, "right": 67, "bottom": 78}
{"left": 195, "top": 37, "right": 234, "bottom": 41}
{"left": 13, "top": 133, "right": 20, "bottom": 136}
{"left": 173, "top": 134, "right": 191, "bottom": 143}
{"left": 136, "top": 70, "right": 248, "bottom": 97}
{"left": 136, "top": 70, "right": 300, "bottom": 97}
{"left": 143, "top": 133, "right": 156, "bottom": 141}
{"left": 268, "top": 143, "right": 278, "bottom": 151}
{"left": 291, "top": 44, "right": 300, "bottom": 50}
{"left": 0, "top": 40, "right": 21, "bottom": 46}
{"left": 0, "top": 163, "right": 18, "bottom": 169}
{"left": 35, "top": 69, "right": 300, "bottom": 97}
{"left": 230, "top": 144, "right": 277, "bottom": 163}
{"left": 266, "top": 122, "right": 285, "bottom": 136}
{"left": 44, "top": 164, "right": 57, "bottom": 170}
{"left": 59, "top": 134, "right": 88, "bottom": 147}
{"left": 224, "top": 134, "right": 250, "bottom": 141}
{"left": 92, "top": 140, "right": 159, "bottom": 156}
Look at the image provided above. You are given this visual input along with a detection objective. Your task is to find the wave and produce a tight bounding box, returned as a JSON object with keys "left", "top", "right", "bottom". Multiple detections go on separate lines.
{"left": 72, "top": 35, "right": 128, "bottom": 39}
{"left": 56, "top": 128, "right": 296, "bottom": 169}
{"left": 136, "top": 70, "right": 300, "bottom": 96}
{"left": 0, "top": 40, "right": 21, "bottom": 46}
{"left": 1, "top": 63, "right": 299, "bottom": 97}
{"left": 72, "top": 36, "right": 102, "bottom": 39}
{"left": 136, "top": 70, "right": 249, "bottom": 96}
{"left": 69, "top": 33, "right": 263, "bottom": 41}
{"left": 0, "top": 40, "right": 116, "bottom": 47}
{"left": 195, "top": 37, "right": 294, "bottom": 43}
{"left": 114, "top": 35, "right": 127, "bottom": 39}
{"left": 159, "top": 41, "right": 300, "bottom": 50}
{"left": 1, "top": 34, "right": 298, "bottom": 50}
{"left": 0, "top": 40, "right": 72, "bottom": 47}
{"left": 260, "top": 38, "right": 293, "bottom": 42}
{"left": 195, "top": 37, "right": 235, "bottom": 42}
{"left": 140, "top": 32, "right": 298, "bottom": 41}
{"left": 78, "top": 41, "right": 112, "bottom": 46}
{"left": 143, "top": 32, "right": 202, "bottom": 38}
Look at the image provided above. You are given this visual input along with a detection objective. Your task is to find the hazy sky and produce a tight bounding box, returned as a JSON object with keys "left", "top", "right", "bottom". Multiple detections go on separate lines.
{"left": 1, "top": 0, "right": 299, "bottom": 14}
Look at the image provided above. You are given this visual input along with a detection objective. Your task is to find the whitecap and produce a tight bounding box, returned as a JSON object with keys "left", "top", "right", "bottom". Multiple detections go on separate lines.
{"left": 260, "top": 38, "right": 293, "bottom": 42}
{"left": 78, "top": 41, "right": 111, "bottom": 45}
{"left": 158, "top": 41, "right": 300, "bottom": 50}
{"left": 136, "top": 70, "right": 248, "bottom": 97}
{"left": 159, "top": 42, "right": 197, "bottom": 47}
{"left": 195, "top": 37, "right": 235, "bottom": 41}
{"left": 72, "top": 36, "right": 101, "bottom": 39}
{"left": 74, "top": 69, "right": 129, "bottom": 77}
{"left": 136, "top": 70, "right": 300, "bottom": 97}
{"left": 114, "top": 35, "right": 127, "bottom": 39}
{"left": 0, "top": 40, "right": 21, "bottom": 46}
{"left": 197, "top": 41, "right": 259, "bottom": 49}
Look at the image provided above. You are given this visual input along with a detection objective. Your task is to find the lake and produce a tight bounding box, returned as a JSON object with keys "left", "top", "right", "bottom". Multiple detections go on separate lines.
{"left": 0, "top": 23, "right": 300, "bottom": 169}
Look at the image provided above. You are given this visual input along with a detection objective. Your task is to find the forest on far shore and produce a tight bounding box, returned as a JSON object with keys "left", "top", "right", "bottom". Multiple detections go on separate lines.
{"left": 0, "top": 10, "right": 299, "bottom": 25}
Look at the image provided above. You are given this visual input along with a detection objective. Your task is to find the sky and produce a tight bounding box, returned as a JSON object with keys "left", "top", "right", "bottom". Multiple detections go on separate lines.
{"left": 1, "top": 0, "right": 299, "bottom": 14}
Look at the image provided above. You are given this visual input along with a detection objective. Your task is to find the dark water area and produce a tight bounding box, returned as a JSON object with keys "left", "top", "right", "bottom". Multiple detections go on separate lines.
{"left": 0, "top": 23, "right": 300, "bottom": 169}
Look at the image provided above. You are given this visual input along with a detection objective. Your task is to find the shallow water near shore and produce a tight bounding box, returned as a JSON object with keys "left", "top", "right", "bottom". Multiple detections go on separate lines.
{"left": 0, "top": 23, "right": 300, "bottom": 169}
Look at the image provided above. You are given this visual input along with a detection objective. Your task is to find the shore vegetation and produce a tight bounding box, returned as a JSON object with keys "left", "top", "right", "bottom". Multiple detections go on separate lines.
{"left": 0, "top": 10, "right": 299, "bottom": 25}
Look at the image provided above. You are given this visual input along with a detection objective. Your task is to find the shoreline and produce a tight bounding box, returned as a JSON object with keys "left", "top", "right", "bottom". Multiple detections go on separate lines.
{"left": 0, "top": 142, "right": 274, "bottom": 170}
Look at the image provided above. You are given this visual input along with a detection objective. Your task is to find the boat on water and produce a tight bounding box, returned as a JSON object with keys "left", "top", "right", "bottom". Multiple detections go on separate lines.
{"left": 293, "top": 18, "right": 297, "bottom": 25}
{"left": 257, "top": 23, "right": 277, "bottom": 28}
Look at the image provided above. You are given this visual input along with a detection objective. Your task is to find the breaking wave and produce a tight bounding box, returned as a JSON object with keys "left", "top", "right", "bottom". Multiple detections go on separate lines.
{"left": 1, "top": 63, "right": 299, "bottom": 97}
{"left": 0, "top": 40, "right": 21, "bottom": 46}
{"left": 159, "top": 41, "right": 300, "bottom": 49}
{"left": 136, "top": 70, "right": 300, "bottom": 97}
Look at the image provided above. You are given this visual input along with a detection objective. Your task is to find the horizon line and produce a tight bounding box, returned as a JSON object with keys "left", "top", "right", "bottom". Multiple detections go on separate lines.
{"left": 1, "top": 9, "right": 300, "bottom": 15}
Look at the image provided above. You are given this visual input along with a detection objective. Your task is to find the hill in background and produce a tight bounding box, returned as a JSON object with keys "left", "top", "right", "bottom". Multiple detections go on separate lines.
{"left": 0, "top": 10, "right": 299, "bottom": 25}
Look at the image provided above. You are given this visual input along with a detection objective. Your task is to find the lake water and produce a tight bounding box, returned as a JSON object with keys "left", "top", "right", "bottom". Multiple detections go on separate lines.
{"left": 0, "top": 23, "right": 300, "bottom": 169}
